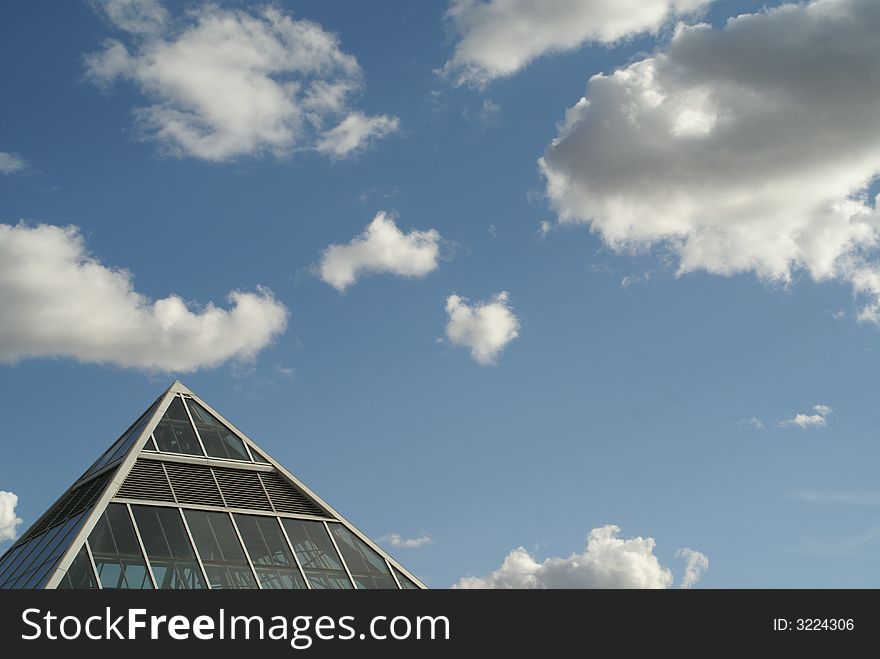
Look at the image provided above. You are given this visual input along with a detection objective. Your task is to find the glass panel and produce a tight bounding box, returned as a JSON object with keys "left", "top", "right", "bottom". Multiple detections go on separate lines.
{"left": 131, "top": 506, "right": 205, "bottom": 590}
{"left": 152, "top": 397, "right": 203, "bottom": 456}
{"left": 88, "top": 504, "right": 153, "bottom": 589}
{"left": 392, "top": 565, "right": 420, "bottom": 589}
{"left": 251, "top": 449, "right": 270, "bottom": 464}
{"left": 57, "top": 545, "right": 98, "bottom": 589}
{"left": 281, "top": 519, "right": 352, "bottom": 589}
{"left": 0, "top": 544, "right": 28, "bottom": 583}
{"left": 81, "top": 399, "right": 161, "bottom": 479}
{"left": 233, "top": 515, "right": 306, "bottom": 590}
{"left": 142, "top": 436, "right": 158, "bottom": 452}
{"left": 329, "top": 524, "right": 398, "bottom": 589}
{"left": 15, "top": 513, "right": 87, "bottom": 589}
{"left": 0, "top": 520, "right": 69, "bottom": 588}
{"left": 184, "top": 510, "right": 256, "bottom": 589}
{"left": 185, "top": 399, "right": 250, "bottom": 461}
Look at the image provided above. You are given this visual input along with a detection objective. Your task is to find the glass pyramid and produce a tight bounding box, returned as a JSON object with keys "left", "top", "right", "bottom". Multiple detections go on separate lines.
{"left": 0, "top": 381, "right": 425, "bottom": 590}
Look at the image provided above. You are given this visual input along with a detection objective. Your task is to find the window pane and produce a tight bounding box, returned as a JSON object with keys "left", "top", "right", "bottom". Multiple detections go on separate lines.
{"left": 281, "top": 519, "right": 352, "bottom": 590}
{"left": 57, "top": 545, "right": 98, "bottom": 590}
{"left": 131, "top": 506, "right": 205, "bottom": 590}
{"left": 328, "top": 524, "right": 398, "bottom": 589}
{"left": 251, "top": 449, "right": 270, "bottom": 464}
{"left": 184, "top": 510, "right": 256, "bottom": 589}
{"left": 392, "top": 565, "right": 420, "bottom": 589}
{"left": 1, "top": 516, "right": 74, "bottom": 588}
{"left": 81, "top": 399, "right": 161, "bottom": 478}
{"left": 142, "top": 436, "right": 158, "bottom": 452}
{"left": 17, "top": 513, "right": 88, "bottom": 589}
{"left": 186, "top": 399, "right": 250, "bottom": 461}
{"left": 153, "top": 397, "right": 203, "bottom": 456}
{"left": 234, "top": 515, "right": 306, "bottom": 590}
{"left": 88, "top": 504, "right": 153, "bottom": 589}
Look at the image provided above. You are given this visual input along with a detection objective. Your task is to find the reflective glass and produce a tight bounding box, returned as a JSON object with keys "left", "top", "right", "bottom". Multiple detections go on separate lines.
{"left": 186, "top": 399, "right": 250, "bottom": 461}
{"left": 234, "top": 515, "right": 306, "bottom": 589}
{"left": 251, "top": 449, "right": 270, "bottom": 464}
{"left": 184, "top": 510, "right": 256, "bottom": 589}
{"left": 152, "top": 397, "right": 203, "bottom": 456}
{"left": 0, "top": 544, "right": 28, "bottom": 583}
{"left": 131, "top": 506, "right": 205, "bottom": 590}
{"left": 88, "top": 504, "right": 153, "bottom": 589}
{"left": 57, "top": 545, "right": 98, "bottom": 589}
{"left": 142, "top": 436, "right": 158, "bottom": 452}
{"left": 329, "top": 524, "right": 398, "bottom": 589}
{"left": 0, "top": 521, "right": 69, "bottom": 588}
{"left": 14, "top": 513, "right": 87, "bottom": 589}
{"left": 81, "top": 399, "right": 160, "bottom": 478}
{"left": 392, "top": 565, "right": 420, "bottom": 589}
{"left": 281, "top": 519, "right": 352, "bottom": 589}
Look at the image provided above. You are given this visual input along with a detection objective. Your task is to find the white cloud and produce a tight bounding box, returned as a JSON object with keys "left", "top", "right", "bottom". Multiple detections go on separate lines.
{"left": 748, "top": 417, "right": 765, "bottom": 431}
{"left": 0, "top": 223, "right": 288, "bottom": 372}
{"left": 675, "top": 548, "right": 709, "bottom": 589}
{"left": 86, "top": 2, "right": 397, "bottom": 161}
{"left": 0, "top": 491, "right": 23, "bottom": 543}
{"left": 538, "top": 220, "right": 553, "bottom": 237}
{"left": 96, "top": 0, "right": 167, "bottom": 34}
{"left": 779, "top": 404, "right": 832, "bottom": 429}
{"left": 442, "top": 0, "right": 711, "bottom": 85}
{"left": 455, "top": 525, "right": 707, "bottom": 588}
{"left": 381, "top": 533, "right": 433, "bottom": 549}
{"left": 540, "top": 0, "right": 880, "bottom": 322}
{"left": 318, "top": 212, "right": 441, "bottom": 291}
{"left": 445, "top": 291, "right": 519, "bottom": 365}
{"left": 0, "top": 152, "right": 28, "bottom": 175}
{"left": 315, "top": 112, "right": 399, "bottom": 158}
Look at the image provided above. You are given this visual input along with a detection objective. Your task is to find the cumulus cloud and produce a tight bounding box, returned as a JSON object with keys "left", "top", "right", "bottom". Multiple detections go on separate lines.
{"left": 0, "top": 491, "right": 23, "bottom": 543}
{"left": 86, "top": 2, "right": 398, "bottom": 161}
{"left": 318, "top": 212, "right": 441, "bottom": 291}
{"left": 381, "top": 533, "right": 433, "bottom": 549}
{"left": 779, "top": 404, "right": 832, "bottom": 429}
{"left": 315, "top": 112, "right": 399, "bottom": 158}
{"left": 442, "top": 0, "right": 711, "bottom": 85}
{"left": 676, "top": 548, "right": 709, "bottom": 589}
{"left": 540, "top": 0, "right": 880, "bottom": 322}
{"left": 0, "top": 152, "right": 28, "bottom": 175}
{"left": 0, "top": 223, "right": 288, "bottom": 371}
{"left": 455, "top": 525, "right": 707, "bottom": 588}
{"left": 445, "top": 291, "right": 519, "bottom": 365}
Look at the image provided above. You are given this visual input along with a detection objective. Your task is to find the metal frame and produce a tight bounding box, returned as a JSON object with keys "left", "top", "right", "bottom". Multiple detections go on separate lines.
{"left": 126, "top": 503, "right": 158, "bottom": 589}
{"left": 277, "top": 517, "right": 312, "bottom": 589}
{"left": 324, "top": 521, "right": 357, "bottom": 589}
{"left": 33, "top": 380, "right": 426, "bottom": 589}
{"left": 178, "top": 508, "right": 210, "bottom": 589}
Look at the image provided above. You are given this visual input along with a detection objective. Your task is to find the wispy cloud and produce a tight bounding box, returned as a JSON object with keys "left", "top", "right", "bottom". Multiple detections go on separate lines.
{"left": 381, "top": 533, "right": 433, "bottom": 549}
{"left": 779, "top": 404, "right": 832, "bottom": 429}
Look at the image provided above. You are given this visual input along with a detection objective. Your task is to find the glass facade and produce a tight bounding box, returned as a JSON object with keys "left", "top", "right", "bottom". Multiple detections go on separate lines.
{"left": 329, "top": 524, "right": 398, "bottom": 589}
{"left": 282, "top": 519, "right": 353, "bottom": 589}
{"left": 131, "top": 506, "right": 205, "bottom": 589}
{"left": 57, "top": 545, "right": 98, "bottom": 589}
{"left": 234, "top": 514, "right": 307, "bottom": 589}
{"left": 152, "top": 397, "right": 203, "bottom": 455}
{"left": 89, "top": 504, "right": 153, "bottom": 589}
{"left": 186, "top": 399, "right": 250, "bottom": 461}
{"left": 184, "top": 510, "right": 257, "bottom": 589}
{"left": 0, "top": 386, "right": 424, "bottom": 590}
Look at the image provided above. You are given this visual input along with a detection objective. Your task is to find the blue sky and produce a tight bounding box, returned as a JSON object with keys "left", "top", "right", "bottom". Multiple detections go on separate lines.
{"left": 3, "top": 0, "right": 880, "bottom": 588}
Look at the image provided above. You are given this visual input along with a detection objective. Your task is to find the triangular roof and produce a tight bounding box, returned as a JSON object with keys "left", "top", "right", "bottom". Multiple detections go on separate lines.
{"left": 0, "top": 381, "right": 425, "bottom": 589}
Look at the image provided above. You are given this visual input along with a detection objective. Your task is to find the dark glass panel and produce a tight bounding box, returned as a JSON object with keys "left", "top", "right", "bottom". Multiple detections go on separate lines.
{"left": 57, "top": 545, "right": 98, "bottom": 589}
{"left": 328, "top": 524, "right": 398, "bottom": 589}
{"left": 233, "top": 515, "right": 306, "bottom": 590}
{"left": 81, "top": 399, "right": 161, "bottom": 479}
{"left": 0, "top": 520, "right": 69, "bottom": 588}
{"left": 142, "top": 436, "right": 158, "bottom": 452}
{"left": 251, "top": 449, "right": 270, "bottom": 464}
{"left": 184, "top": 510, "right": 256, "bottom": 589}
{"left": 88, "top": 504, "right": 152, "bottom": 589}
{"left": 281, "top": 519, "right": 352, "bottom": 590}
{"left": 185, "top": 399, "right": 250, "bottom": 461}
{"left": 392, "top": 565, "right": 420, "bottom": 589}
{"left": 131, "top": 506, "right": 205, "bottom": 590}
{"left": 0, "top": 544, "right": 28, "bottom": 583}
{"left": 15, "top": 513, "right": 87, "bottom": 589}
{"left": 152, "top": 397, "right": 202, "bottom": 456}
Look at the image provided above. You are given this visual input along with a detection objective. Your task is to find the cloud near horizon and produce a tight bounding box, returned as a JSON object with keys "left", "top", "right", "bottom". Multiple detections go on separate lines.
{"left": 0, "top": 491, "right": 23, "bottom": 543}
{"left": 454, "top": 525, "right": 708, "bottom": 588}
{"left": 0, "top": 223, "right": 288, "bottom": 372}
